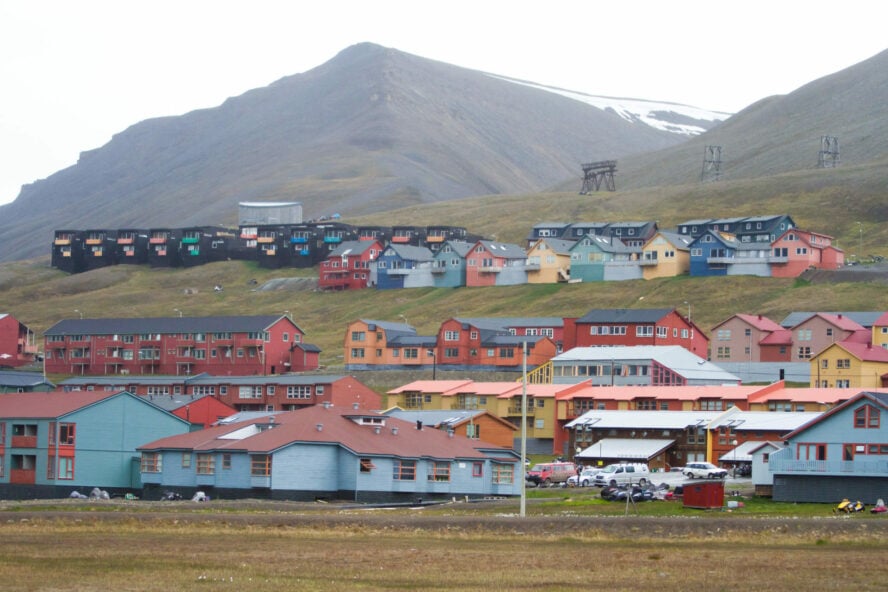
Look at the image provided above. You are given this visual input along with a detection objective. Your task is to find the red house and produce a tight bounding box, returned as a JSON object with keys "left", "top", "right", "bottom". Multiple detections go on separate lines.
{"left": 0, "top": 313, "right": 39, "bottom": 368}
{"left": 436, "top": 317, "right": 559, "bottom": 370}
{"left": 43, "top": 315, "right": 320, "bottom": 376}
{"left": 770, "top": 229, "right": 844, "bottom": 277}
{"left": 464, "top": 240, "right": 529, "bottom": 287}
{"left": 318, "top": 240, "right": 382, "bottom": 290}
{"left": 140, "top": 392, "right": 237, "bottom": 429}
{"left": 564, "top": 308, "right": 709, "bottom": 357}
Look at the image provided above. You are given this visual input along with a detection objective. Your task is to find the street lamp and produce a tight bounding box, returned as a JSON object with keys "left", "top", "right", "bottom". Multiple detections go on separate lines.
{"left": 856, "top": 221, "right": 863, "bottom": 261}
{"left": 683, "top": 301, "right": 693, "bottom": 340}
{"left": 731, "top": 438, "right": 738, "bottom": 478}
{"left": 74, "top": 309, "right": 83, "bottom": 319}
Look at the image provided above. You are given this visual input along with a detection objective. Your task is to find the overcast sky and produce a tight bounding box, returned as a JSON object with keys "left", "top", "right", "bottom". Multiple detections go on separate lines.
{"left": 1, "top": 0, "right": 886, "bottom": 206}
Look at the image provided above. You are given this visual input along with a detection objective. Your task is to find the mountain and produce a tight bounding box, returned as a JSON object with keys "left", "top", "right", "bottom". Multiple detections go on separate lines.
{"left": 0, "top": 43, "right": 713, "bottom": 263}
{"left": 612, "top": 48, "right": 888, "bottom": 190}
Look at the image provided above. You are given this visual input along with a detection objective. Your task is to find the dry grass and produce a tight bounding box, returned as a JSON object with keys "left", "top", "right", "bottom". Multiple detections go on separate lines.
{"left": 1, "top": 509, "right": 886, "bottom": 591}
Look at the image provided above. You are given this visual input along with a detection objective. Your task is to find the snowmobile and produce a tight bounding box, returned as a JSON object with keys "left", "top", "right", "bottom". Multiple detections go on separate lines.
{"left": 834, "top": 498, "right": 865, "bottom": 513}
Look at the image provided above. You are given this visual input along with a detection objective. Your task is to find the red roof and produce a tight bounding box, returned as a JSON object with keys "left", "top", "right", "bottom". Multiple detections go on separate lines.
{"left": 0, "top": 390, "right": 119, "bottom": 418}
{"left": 833, "top": 341, "right": 888, "bottom": 362}
{"left": 734, "top": 314, "right": 785, "bottom": 332}
{"left": 759, "top": 329, "right": 793, "bottom": 345}
{"left": 139, "top": 404, "right": 514, "bottom": 460}
{"left": 387, "top": 380, "right": 475, "bottom": 394}
{"left": 814, "top": 313, "right": 866, "bottom": 332}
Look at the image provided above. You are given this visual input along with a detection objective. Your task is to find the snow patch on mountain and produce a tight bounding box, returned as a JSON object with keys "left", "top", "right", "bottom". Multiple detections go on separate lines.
{"left": 490, "top": 75, "right": 732, "bottom": 136}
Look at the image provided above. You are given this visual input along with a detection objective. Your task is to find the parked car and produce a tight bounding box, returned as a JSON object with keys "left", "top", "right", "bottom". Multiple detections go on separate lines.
{"left": 592, "top": 463, "right": 650, "bottom": 487}
{"left": 684, "top": 462, "right": 728, "bottom": 479}
{"left": 526, "top": 462, "right": 577, "bottom": 486}
{"left": 566, "top": 467, "right": 600, "bottom": 487}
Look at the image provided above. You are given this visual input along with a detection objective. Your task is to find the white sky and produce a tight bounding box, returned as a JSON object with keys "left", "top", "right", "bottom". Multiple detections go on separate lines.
{"left": 1, "top": 0, "right": 886, "bottom": 206}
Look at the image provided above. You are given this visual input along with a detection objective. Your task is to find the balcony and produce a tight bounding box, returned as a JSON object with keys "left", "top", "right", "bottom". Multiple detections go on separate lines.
{"left": 386, "top": 268, "right": 412, "bottom": 275}
{"left": 290, "top": 237, "right": 309, "bottom": 244}
{"left": 706, "top": 256, "right": 735, "bottom": 264}
{"left": 769, "top": 256, "right": 789, "bottom": 264}
{"left": 524, "top": 263, "right": 540, "bottom": 271}
{"left": 117, "top": 236, "right": 134, "bottom": 245}
{"left": 11, "top": 436, "right": 37, "bottom": 448}
{"left": 10, "top": 469, "right": 36, "bottom": 485}
{"left": 507, "top": 406, "right": 535, "bottom": 417}
{"left": 638, "top": 259, "right": 658, "bottom": 266}
{"left": 426, "top": 235, "right": 444, "bottom": 243}
{"left": 391, "top": 236, "right": 411, "bottom": 243}
{"left": 770, "top": 457, "right": 888, "bottom": 475}
{"left": 149, "top": 237, "right": 168, "bottom": 244}
{"left": 431, "top": 267, "right": 446, "bottom": 274}
{"left": 478, "top": 266, "right": 502, "bottom": 273}
{"left": 54, "top": 238, "right": 72, "bottom": 245}
{"left": 85, "top": 238, "right": 103, "bottom": 245}
{"left": 323, "top": 236, "right": 343, "bottom": 244}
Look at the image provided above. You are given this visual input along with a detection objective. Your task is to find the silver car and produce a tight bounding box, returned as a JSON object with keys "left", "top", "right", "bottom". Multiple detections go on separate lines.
{"left": 684, "top": 462, "right": 728, "bottom": 479}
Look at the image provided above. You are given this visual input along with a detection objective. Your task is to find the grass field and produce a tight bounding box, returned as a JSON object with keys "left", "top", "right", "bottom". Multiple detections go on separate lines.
{"left": 1, "top": 496, "right": 885, "bottom": 591}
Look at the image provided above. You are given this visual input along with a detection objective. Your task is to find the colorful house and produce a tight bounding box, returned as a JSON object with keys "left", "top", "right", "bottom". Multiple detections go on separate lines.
{"left": 435, "top": 317, "right": 560, "bottom": 371}
{"left": 51, "top": 230, "right": 86, "bottom": 274}
{"left": 464, "top": 241, "right": 528, "bottom": 287}
{"left": 138, "top": 404, "right": 522, "bottom": 502}
{"left": 0, "top": 390, "right": 191, "bottom": 498}
{"left": 375, "top": 244, "right": 436, "bottom": 290}
{"left": 114, "top": 229, "right": 149, "bottom": 265}
{"left": 431, "top": 241, "right": 473, "bottom": 288}
{"left": 790, "top": 313, "right": 869, "bottom": 364}
{"left": 564, "top": 308, "right": 708, "bottom": 358}
{"left": 710, "top": 313, "right": 792, "bottom": 363}
{"left": 343, "top": 320, "right": 436, "bottom": 371}
{"left": 639, "top": 231, "right": 693, "bottom": 280}
{"left": 136, "top": 392, "right": 237, "bottom": 429}
{"left": 44, "top": 315, "right": 320, "bottom": 376}
{"left": 524, "top": 222, "right": 571, "bottom": 248}
{"left": 318, "top": 240, "right": 382, "bottom": 291}
{"left": 604, "top": 221, "right": 658, "bottom": 248}
{"left": 809, "top": 342, "right": 888, "bottom": 389}
{"left": 689, "top": 231, "right": 772, "bottom": 277}
{"left": 770, "top": 228, "right": 844, "bottom": 277}
{"left": 82, "top": 229, "right": 117, "bottom": 271}
{"left": 568, "top": 235, "right": 640, "bottom": 283}
{"left": 525, "top": 238, "right": 574, "bottom": 284}
{"left": 768, "top": 391, "right": 888, "bottom": 503}
{"left": 147, "top": 228, "right": 182, "bottom": 268}
{"left": 870, "top": 312, "right": 888, "bottom": 350}
{"left": 0, "top": 313, "right": 39, "bottom": 368}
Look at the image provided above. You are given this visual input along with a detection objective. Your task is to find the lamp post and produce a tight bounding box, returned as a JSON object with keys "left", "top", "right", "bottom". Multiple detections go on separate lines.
{"left": 430, "top": 350, "right": 436, "bottom": 381}
{"left": 74, "top": 309, "right": 83, "bottom": 319}
{"left": 683, "top": 301, "right": 693, "bottom": 341}
{"left": 856, "top": 221, "right": 863, "bottom": 261}
{"left": 731, "top": 438, "right": 738, "bottom": 478}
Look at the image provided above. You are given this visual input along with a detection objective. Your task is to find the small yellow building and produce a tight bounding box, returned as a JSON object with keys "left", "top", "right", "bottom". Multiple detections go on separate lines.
{"left": 640, "top": 231, "right": 693, "bottom": 280}
{"left": 810, "top": 341, "right": 888, "bottom": 389}
{"left": 525, "top": 238, "right": 574, "bottom": 284}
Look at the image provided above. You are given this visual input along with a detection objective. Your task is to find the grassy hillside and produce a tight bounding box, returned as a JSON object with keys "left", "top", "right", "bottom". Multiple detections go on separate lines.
{"left": 4, "top": 253, "right": 888, "bottom": 373}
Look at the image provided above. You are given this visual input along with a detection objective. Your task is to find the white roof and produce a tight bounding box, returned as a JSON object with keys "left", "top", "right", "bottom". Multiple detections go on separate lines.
{"left": 718, "top": 439, "right": 775, "bottom": 463}
{"left": 711, "top": 410, "right": 822, "bottom": 431}
{"left": 576, "top": 438, "right": 674, "bottom": 460}
{"left": 567, "top": 410, "right": 721, "bottom": 430}
{"left": 553, "top": 346, "right": 740, "bottom": 383}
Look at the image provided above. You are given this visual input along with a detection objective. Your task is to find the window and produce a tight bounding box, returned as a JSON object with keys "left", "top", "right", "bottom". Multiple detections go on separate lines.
{"left": 716, "top": 346, "right": 731, "bottom": 359}
{"left": 393, "top": 460, "right": 416, "bottom": 480}
{"left": 351, "top": 348, "right": 365, "bottom": 358}
{"left": 854, "top": 405, "right": 880, "bottom": 429}
{"left": 797, "top": 443, "right": 826, "bottom": 461}
{"left": 359, "top": 458, "right": 376, "bottom": 473}
{"left": 196, "top": 454, "right": 215, "bottom": 475}
{"left": 351, "top": 331, "right": 366, "bottom": 342}
{"left": 57, "top": 457, "right": 74, "bottom": 480}
{"left": 636, "top": 326, "right": 653, "bottom": 337}
{"left": 837, "top": 359, "right": 851, "bottom": 369}
{"left": 499, "top": 348, "right": 515, "bottom": 358}
{"left": 797, "top": 347, "right": 812, "bottom": 359}
{"left": 141, "top": 452, "right": 162, "bottom": 473}
{"left": 797, "top": 329, "right": 812, "bottom": 341}
{"left": 717, "top": 329, "right": 731, "bottom": 340}
{"left": 221, "top": 453, "right": 232, "bottom": 470}
{"left": 238, "top": 386, "right": 263, "bottom": 399}
{"left": 656, "top": 326, "right": 667, "bottom": 338}
{"left": 472, "top": 462, "right": 483, "bottom": 477}
{"left": 428, "top": 461, "right": 451, "bottom": 482}
{"left": 493, "top": 464, "right": 514, "bottom": 484}
{"left": 182, "top": 453, "right": 192, "bottom": 468}
{"left": 445, "top": 348, "right": 459, "bottom": 358}
{"left": 251, "top": 455, "right": 271, "bottom": 476}
{"left": 287, "top": 385, "right": 312, "bottom": 399}
{"left": 444, "top": 331, "right": 460, "bottom": 341}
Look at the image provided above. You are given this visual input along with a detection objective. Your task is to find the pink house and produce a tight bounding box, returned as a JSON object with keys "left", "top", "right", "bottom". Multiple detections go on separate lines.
{"left": 788, "top": 313, "right": 869, "bottom": 362}
{"left": 770, "top": 229, "right": 844, "bottom": 277}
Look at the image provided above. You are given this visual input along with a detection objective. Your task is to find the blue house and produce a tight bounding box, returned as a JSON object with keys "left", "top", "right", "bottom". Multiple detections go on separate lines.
{"left": 375, "top": 244, "right": 436, "bottom": 289}
{"left": 0, "top": 391, "right": 191, "bottom": 498}
{"left": 568, "top": 235, "right": 640, "bottom": 282}
{"left": 138, "top": 404, "right": 522, "bottom": 502}
{"left": 431, "top": 240, "right": 473, "bottom": 288}
{"left": 768, "top": 391, "right": 888, "bottom": 503}
{"left": 689, "top": 230, "right": 772, "bottom": 277}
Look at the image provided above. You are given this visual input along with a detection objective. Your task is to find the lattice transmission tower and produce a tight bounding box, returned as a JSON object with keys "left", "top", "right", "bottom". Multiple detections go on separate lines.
{"left": 817, "top": 136, "right": 840, "bottom": 168}
{"left": 701, "top": 145, "right": 722, "bottom": 182}
{"left": 579, "top": 160, "right": 617, "bottom": 193}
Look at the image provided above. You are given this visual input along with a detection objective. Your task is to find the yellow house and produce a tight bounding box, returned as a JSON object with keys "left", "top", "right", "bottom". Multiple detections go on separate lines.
{"left": 872, "top": 312, "right": 888, "bottom": 350}
{"left": 640, "top": 231, "right": 693, "bottom": 280}
{"left": 810, "top": 341, "right": 888, "bottom": 389}
{"left": 386, "top": 380, "right": 476, "bottom": 410}
{"left": 525, "top": 238, "right": 574, "bottom": 284}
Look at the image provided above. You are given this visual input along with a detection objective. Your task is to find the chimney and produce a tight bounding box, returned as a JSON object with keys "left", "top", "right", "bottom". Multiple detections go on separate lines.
{"left": 391, "top": 426, "right": 399, "bottom": 435}
{"left": 374, "top": 426, "right": 381, "bottom": 435}
{"left": 448, "top": 429, "right": 454, "bottom": 438}
{"left": 416, "top": 420, "right": 423, "bottom": 430}
{"left": 353, "top": 402, "right": 359, "bottom": 410}
{"left": 322, "top": 401, "right": 332, "bottom": 409}
{"left": 316, "top": 423, "right": 323, "bottom": 431}
{"left": 269, "top": 416, "right": 274, "bottom": 424}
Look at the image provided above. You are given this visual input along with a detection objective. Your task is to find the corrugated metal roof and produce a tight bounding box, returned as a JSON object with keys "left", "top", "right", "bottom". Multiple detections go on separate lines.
{"left": 576, "top": 438, "right": 674, "bottom": 460}
{"left": 567, "top": 410, "right": 721, "bottom": 430}
{"left": 0, "top": 371, "right": 55, "bottom": 388}
{"left": 553, "top": 346, "right": 740, "bottom": 383}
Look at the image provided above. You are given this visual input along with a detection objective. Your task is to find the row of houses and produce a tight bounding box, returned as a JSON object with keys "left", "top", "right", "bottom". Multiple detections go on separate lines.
{"left": 343, "top": 309, "right": 709, "bottom": 372}
{"left": 317, "top": 214, "right": 844, "bottom": 290}
{"left": 50, "top": 223, "right": 484, "bottom": 274}
{"left": 0, "top": 389, "right": 520, "bottom": 502}
{"left": 1, "top": 368, "right": 884, "bottom": 503}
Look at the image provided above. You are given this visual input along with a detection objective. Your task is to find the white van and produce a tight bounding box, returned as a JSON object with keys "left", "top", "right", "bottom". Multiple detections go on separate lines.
{"left": 592, "top": 463, "right": 650, "bottom": 487}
